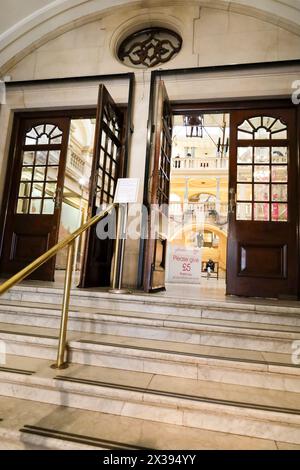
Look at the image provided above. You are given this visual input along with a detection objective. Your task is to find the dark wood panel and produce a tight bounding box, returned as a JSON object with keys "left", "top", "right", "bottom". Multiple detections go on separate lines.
{"left": 239, "top": 244, "right": 287, "bottom": 278}
{"left": 11, "top": 232, "right": 51, "bottom": 262}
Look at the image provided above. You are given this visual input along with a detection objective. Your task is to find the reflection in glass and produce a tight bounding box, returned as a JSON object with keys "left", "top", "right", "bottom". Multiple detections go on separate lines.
{"left": 29, "top": 199, "right": 42, "bottom": 214}
{"left": 254, "top": 184, "right": 269, "bottom": 201}
{"left": 31, "top": 186, "right": 42, "bottom": 198}
{"left": 99, "top": 150, "right": 105, "bottom": 168}
{"left": 42, "top": 199, "right": 55, "bottom": 215}
{"left": 50, "top": 135, "right": 62, "bottom": 144}
{"left": 237, "top": 165, "right": 252, "bottom": 182}
{"left": 272, "top": 184, "right": 287, "bottom": 202}
{"left": 263, "top": 117, "right": 276, "bottom": 128}
{"left": 254, "top": 147, "right": 269, "bottom": 163}
{"left": 101, "top": 132, "right": 106, "bottom": 149}
{"left": 97, "top": 174, "right": 103, "bottom": 190}
{"left": 238, "top": 120, "right": 253, "bottom": 133}
{"left": 23, "top": 151, "right": 35, "bottom": 166}
{"left": 254, "top": 203, "right": 269, "bottom": 221}
{"left": 25, "top": 134, "right": 37, "bottom": 146}
{"left": 17, "top": 199, "right": 30, "bottom": 214}
{"left": 250, "top": 117, "right": 262, "bottom": 129}
{"left": 38, "top": 133, "right": 49, "bottom": 145}
{"left": 35, "top": 151, "right": 48, "bottom": 165}
{"left": 104, "top": 178, "right": 109, "bottom": 192}
{"left": 254, "top": 127, "right": 270, "bottom": 139}
{"left": 237, "top": 184, "right": 252, "bottom": 201}
{"left": 19, "top": 182, "right": 31, "bottom": 198}
{"left": 33, "top": 167, "right": 46, "bottom": 181}
{"left": 272, "top": 166, "right": 287, "bottom": 182}
{"left": 107, "top": 139, "right": 113, "bottom": 156}
{"left": 238, "top": 131, "right": 253, "bottom": 140}
{"left": 271, "top": 119, "right": 287, "bottom": 139}
{"left": 21, "top": 167, "right": 32, "bottom": 181}
{"left": 272, "top": 147, "right": 288, "bottom": 164}
{"left": 254, "top": 166, "right": 270, "bottom": 182}
{"left": 48, "top": 150, "right": 60, "bottom": 165}
{"left": 236, "top": 203, "right": 252, "bottom": 220}
{"left": 95, "top": 190, "right": 101, "bottom": 208}
{"left": 35, "top": 125, "right": 44, "bottom": 136}
{"left": 106, "top": 157, "right": 111, "bottom": 173}
{"left": 237, "top": 147, "right": 252, "bottom": 163}
{"left": 272, "top": 203, "right": 287, "bottom": 222}
{"left": 45, "top": 182, "right": 57, "bottom": 196}
{"left": 46, "top": 166, "right": 58, "bottom": 181}
{"left": 272, "top": 130, "right": 287, "bottom": 139}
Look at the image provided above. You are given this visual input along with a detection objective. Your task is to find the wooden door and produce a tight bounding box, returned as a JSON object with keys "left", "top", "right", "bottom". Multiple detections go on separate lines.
{"left": 79, "top": 85, "right": 125, "bottom": 288}
{"left": 0, "top": 117, "right": 70, "bottom": 281}
{"left": 227, "top": 107, "right": 298, "bottom": 298}
{"left": 143, "top": 80, "right": 173, "bottom": 292}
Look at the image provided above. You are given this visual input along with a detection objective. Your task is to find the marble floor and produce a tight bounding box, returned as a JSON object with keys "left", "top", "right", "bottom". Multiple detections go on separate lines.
{"left": 1, "top": 395, "right": 294, "bottom": 450}
{"left": 2, "top": 271, "right": 299, "bottom": 310}
{"left": 0, "top": 274, "right": 300, "bottom": 449}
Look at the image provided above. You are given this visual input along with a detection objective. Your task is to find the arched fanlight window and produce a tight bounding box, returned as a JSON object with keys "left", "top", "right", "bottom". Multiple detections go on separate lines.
{"left": 25, "top": 124, "right": 63, "bottom": 146}
{"left": 237, "top": 116, "right": 287, "bottom": 140}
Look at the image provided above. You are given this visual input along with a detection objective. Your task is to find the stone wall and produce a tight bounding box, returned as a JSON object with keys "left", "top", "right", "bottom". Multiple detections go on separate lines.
{"left": 0, "top": 4, "right": 300, "bottom": 288}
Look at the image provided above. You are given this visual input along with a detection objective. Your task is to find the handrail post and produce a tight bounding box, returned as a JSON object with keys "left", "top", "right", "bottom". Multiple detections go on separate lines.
{"left": 110, "top": 203, "right": 130, "bottom": 294}
{"left": 51, "top": 240, "right": 75, "bottom": 370}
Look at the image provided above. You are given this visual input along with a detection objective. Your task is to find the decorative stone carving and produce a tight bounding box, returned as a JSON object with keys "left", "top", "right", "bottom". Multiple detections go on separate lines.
{"left": 118, "top": 27, "right": 182, "bottom": 68}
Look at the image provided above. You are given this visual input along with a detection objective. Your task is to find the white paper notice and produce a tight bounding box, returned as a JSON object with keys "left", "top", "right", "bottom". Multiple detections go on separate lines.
{"left": 114, "top": 178, "right": 140, "bottom": 204}
{"left": 166, "top": 245, "right": 202, "bottom": 284}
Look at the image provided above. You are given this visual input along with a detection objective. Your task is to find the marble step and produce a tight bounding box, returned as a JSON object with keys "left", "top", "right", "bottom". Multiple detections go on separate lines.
{"left": 0, "top": 300, "right": 299, "bottom": 353}
{"left": 0, "top": 356, "right": 299, "bottom": 445}
{"left": 2, "top": 284, "right": 300, "bottom": 326}
{"left": 0, "top": 322, "right": 299, "bottom": 392}
{"left": 1, "top": 395, "right": 292, "bottom": 450}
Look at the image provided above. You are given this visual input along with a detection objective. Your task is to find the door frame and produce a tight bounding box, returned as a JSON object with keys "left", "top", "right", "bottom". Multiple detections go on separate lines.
{"left": 0, "top": 103, "right": 130, "bottom": 282}
{"left": 1, "top": 71, "right": 135, "bottom": 263}
{"left": 140, "top": 95, "right": 300, "bottom": 297}
{"left": 138, "top": 60, "right": 300, "bottom": 293}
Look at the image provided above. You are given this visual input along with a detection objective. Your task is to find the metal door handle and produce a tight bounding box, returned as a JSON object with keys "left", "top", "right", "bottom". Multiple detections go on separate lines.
{"left": 229, "top": 187, "right": 236, "bottom": 214}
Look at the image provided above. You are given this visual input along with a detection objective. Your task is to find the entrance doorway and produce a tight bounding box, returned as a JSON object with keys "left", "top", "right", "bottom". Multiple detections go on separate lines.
{"left": 143, "top": 78, "right": 299, "bottom": 299}
{"left": 0, "top": 85, "right": 127, "bottom": 287}
{"left": 167, "top": 113, "right": 229, "bottom": 296}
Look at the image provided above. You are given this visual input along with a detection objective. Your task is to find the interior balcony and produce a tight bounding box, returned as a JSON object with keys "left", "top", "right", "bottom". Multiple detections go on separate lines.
{"left": 172, "top": 156, "right": 229, "bottom": 176}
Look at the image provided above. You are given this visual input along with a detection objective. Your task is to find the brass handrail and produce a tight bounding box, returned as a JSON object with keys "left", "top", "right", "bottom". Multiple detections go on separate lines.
{"left": 0, "top": 203, "right": 116, "bottom": 369}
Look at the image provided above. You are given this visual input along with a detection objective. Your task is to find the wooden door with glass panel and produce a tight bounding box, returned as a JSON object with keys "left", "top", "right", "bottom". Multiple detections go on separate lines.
{"left": 143, "top": 80, "right": 173, "bottom": 292}
{"left": 79, "top": 84, "right": 126, "bottom": 288}
{"left": 0, "top": 118, "right": 70, "bottom": 281}
{"left": 227, "top": 108, "right": 297, "bottom": 298}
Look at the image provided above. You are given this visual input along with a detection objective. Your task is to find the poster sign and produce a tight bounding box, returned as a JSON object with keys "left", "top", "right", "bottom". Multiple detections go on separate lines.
{"left": 167, "top": 245, "right": 202, "bottom": 284}
{"left": 114, "top": 178, "right": 140, "bottom": 203}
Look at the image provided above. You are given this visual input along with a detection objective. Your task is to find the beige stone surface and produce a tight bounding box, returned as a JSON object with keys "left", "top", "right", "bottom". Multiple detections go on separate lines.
{"left": 0, "top": 4, "right": 300, "bottom": 288}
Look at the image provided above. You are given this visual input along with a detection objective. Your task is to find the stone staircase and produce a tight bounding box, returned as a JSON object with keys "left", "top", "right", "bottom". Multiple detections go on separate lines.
{"left": 0, "top": 284, "right": 299, "bottom": 450}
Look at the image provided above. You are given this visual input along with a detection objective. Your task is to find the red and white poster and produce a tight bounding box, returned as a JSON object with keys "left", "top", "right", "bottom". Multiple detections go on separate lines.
{"left": 167, "top": 245, "right": 202, "bottom": 284}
